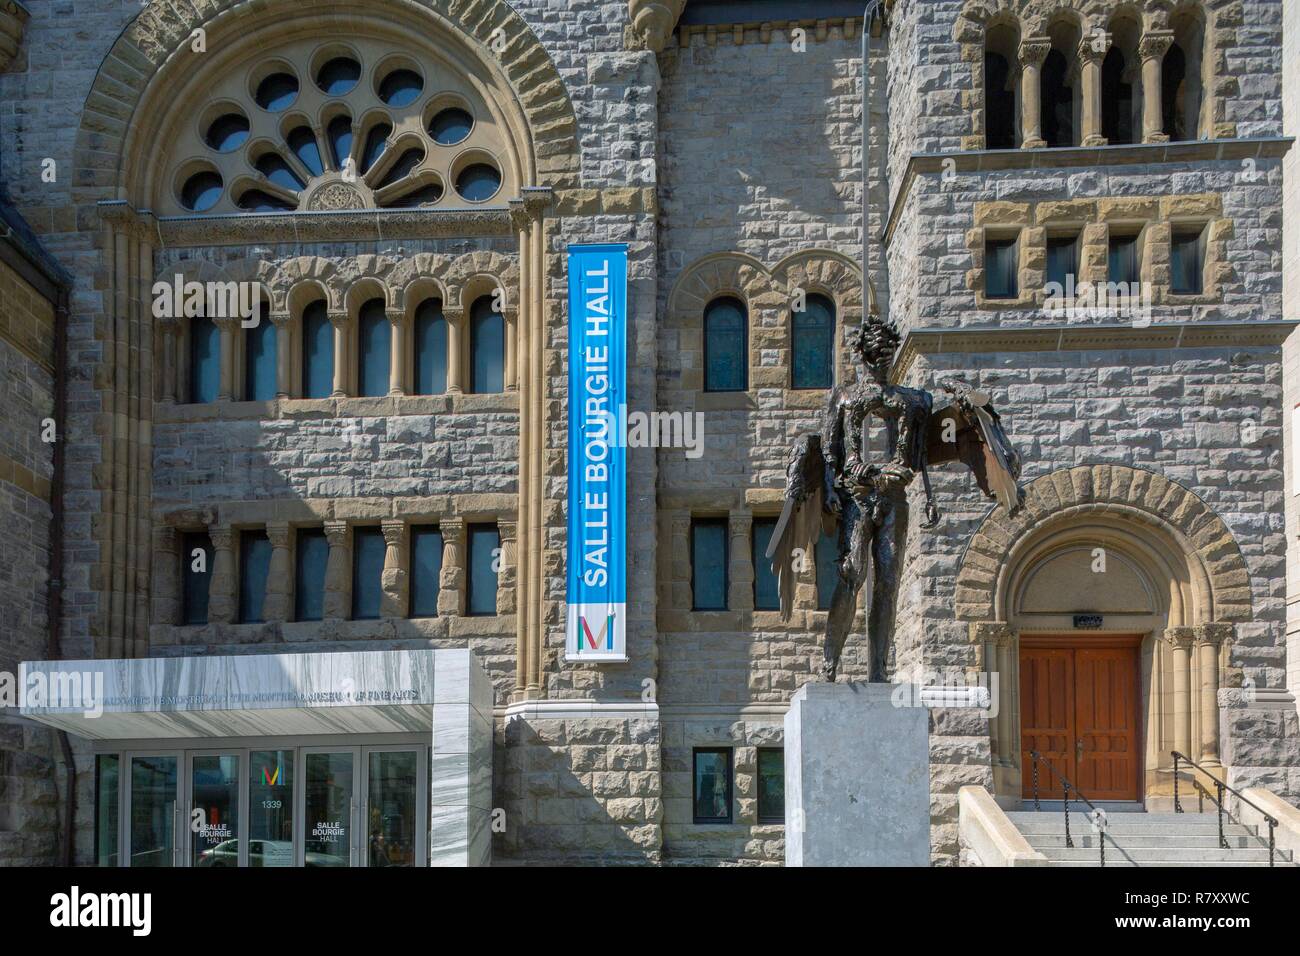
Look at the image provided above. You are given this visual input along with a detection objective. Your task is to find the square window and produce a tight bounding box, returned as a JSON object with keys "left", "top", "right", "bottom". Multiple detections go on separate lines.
{"left": 181, "top": 531, "right": 213, "bottom": 626}
{"left": 752, "top": 517, "right": 779, "bottom": 611}
{"left": 1170, "top": 226, "right": 1206, "bottom": 295}
{"left": 692, "top": 748, "right": 732, "bottom": 824}
{"left": 984, "top": 236, "right": 1018, "bottom": 299}
{"left": 351, "top": 526, "right": 385, "bottom": 620}
{"left": 295, "top": 528, "right": 328, "bottom": 622}
{"left": 1108, "top": 233, "right": 1140, "bottom": 286}
{"left": 757, "top": 748, "right": 785, "bottom": 824}
{"left": 691, "top": 518, "right": 729, "bottom": 611}
{"left": 410, "top": 525, "right": 443, "bottom": 617}
{"left": 1045, "top": 235, "right": 1079, "bottom": 291}
{"left": 239, "top": 530, "right": 271, "bottom": 624}
{"left": 815, "top": 530, "right": 839, "bottom": 610}
{"left": 466, "top": 524, "right": 500, "bottom": 616}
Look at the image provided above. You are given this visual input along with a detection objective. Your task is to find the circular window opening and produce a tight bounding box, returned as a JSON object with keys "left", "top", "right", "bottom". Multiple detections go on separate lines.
{"left": 255, "top": 72, "right": 299, "bottom": 111}
{"left": 205, "top": 114, "right": 250, "bottom": 152}
{"left": 181, "top": 171, "right": 224, "bottom": 212}
{"left": 389, "top": 182, "right": 444, "bottom": 208}
{"left": 316, "top": 57, "right": 361, "bottom": 96}
{"left": 237, "top": 189, "right": 296, "bottom": 212}
{"left": 454, "top": 163, "right": 501, "bottom": 202}
{"left": 429, "top": 108, "right": 474, "bottom": 146}
{"left": 378, "top": 69, "right": 424, "bottom": 107}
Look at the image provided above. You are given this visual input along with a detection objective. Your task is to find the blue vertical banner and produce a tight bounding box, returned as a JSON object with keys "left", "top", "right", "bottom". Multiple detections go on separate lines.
{"left": 566, "top": 243, "right": 628, "bottom": 662}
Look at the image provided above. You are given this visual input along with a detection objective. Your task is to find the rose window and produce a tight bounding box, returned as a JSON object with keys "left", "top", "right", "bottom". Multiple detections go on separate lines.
{"left": 160, "top": 38, "right": 512, "bottom": 215}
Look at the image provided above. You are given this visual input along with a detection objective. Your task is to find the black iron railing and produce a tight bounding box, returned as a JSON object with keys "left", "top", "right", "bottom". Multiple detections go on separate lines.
{"left": 1172, "top": 751, "right": 1277, "bottom": 867}
{"left": 1029, "top": 749, "right": 1107, "bottom": 866}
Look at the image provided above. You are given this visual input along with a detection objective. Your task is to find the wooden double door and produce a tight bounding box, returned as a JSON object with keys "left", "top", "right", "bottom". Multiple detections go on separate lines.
{"left": 1020, "top": 637, "right": 1141, "bottom": 801}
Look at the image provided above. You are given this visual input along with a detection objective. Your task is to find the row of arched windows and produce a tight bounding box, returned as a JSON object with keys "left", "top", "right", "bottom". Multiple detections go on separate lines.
{"left": 180, "top": 294, "right": 505, "bottom": 404}
{"left": 983, "top": 8, "right": 1207, "bottom": 150}
{"left": 701, "top": 293, "right": 836, "bottom": 392}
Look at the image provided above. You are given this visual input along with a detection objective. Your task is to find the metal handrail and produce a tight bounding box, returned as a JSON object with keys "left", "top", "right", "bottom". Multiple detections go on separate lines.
{"left": 1029, "top": 749, "right": 1107, "bottom": 866}
{"left": 1172, "top": 751, "right": 1277, "bottom": 867}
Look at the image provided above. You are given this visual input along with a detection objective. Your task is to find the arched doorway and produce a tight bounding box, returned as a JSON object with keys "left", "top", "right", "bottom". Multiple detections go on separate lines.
{"left": 957, "top": 465, "right": 1249, "bottom": 808}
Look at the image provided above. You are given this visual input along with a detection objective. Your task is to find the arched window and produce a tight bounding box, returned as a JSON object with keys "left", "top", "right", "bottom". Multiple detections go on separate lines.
{"left": 357, "top": 298, "right": 391, "bottom": 397}
{"left": 244, "top": 299, "right": 276, "bottom": 401}
{"left": 301, "top": 300, "right": 333, "bottom": 399}
{"left": 469, "top": 295, "right": 504, "bottom": 394}
{"left": 1102, "top": 16, "right": 1140, "bottom": 145}
{"left": 984, "top": 20, "right": 1021, "bottom": 149}
{"left": 703, "top": 297, "right": 747, "bottom": 392}
{"left": 413, "top": 298, "right": 448, "bottom": 395}
{"left": 1041, "top": 19, "right": 1081, "bottom": 148}
{"left": 1165, "top": 11, "right": 1206, "bottom": 142}
{"left": 189, "top": 313, "right": 220, "bottom": 404}
{"left": 791, "top": 294, "right": 834, "bottom": 389}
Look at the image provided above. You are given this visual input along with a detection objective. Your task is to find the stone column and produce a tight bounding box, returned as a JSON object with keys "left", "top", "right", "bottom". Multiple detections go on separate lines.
{"left": 262, "top": 521, "right": 292, "bottom": 622}
{"left": 323, "top": 520, "right": 351, "bottom": 620}
{"left": 1018, "top": 37, "right": 1051, "bottom": 149}
{"left": 445, "top": 307, "right": 465, "bottom": 394}
{"left": 215, "top": 317, "right": 237, "bottom": 401}
{"left": 151, "top": 526, "right": 180, "bottom": 626}
{"left": 496, "top": 519, "right": 517, "bottom": 614}
{"left": 728, "top": 511, "right": 753, "bottom": 612}
{"left": 503, "top": 305, "right": 518, "bottom": 391}
{"left": 438, "top": 517, "right": 466, "bottom": 616}
{"left": 387, "top": 309, "right": 406, "bottom": 397}
{"left": 160, "top": 317, "right": 178, "bottom": 403}
{"left": 1165, "top": 627, "right": 1195, "bottom": 760}
{"left": 380, "top": 519, "right": 407, "bottom": 618}
{"left": 1078, "top": 39, "right": 1106, "bottom": 146}
{"left": 271, "top": 313, "right": 292, "bottom": 399}
{"left": 208, "top": 525, "right": 237, "bottom": 624}
{"left": 1194, "top": 623, "right": 1230, "bottom": 767}
{"left": 669, "top": 511, "right": 691, "bottom": 610}
{"left": 1140, "top": 32, "right": 1173, "bottom": 144}
{"left": 329, "top": 311, "right": 348, "bottom": 397}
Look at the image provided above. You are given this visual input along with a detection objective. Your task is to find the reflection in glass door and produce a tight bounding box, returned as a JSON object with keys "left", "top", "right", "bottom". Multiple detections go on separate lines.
{"left": 365, "top": 750, "right": 418, "bottom": 867}
{"left": 249, "top": 750, "right": 294, "bottom": 867}
{"left": 302, "top": 750, "right": 356, "bottom": 867}
{"left": 129, "top": 755, "right": 178, "bottom": 867}
{"left": 190, "top": 754, "right": 240, "bottom": 867}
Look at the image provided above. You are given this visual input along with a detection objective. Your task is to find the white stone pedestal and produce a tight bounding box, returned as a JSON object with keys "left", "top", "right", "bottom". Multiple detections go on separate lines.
{"left": 784, "top": 681, "right": 930, "bottom": 866}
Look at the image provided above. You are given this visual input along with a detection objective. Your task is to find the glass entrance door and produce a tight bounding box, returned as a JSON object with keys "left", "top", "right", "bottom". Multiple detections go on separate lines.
{"left": 300, "top": 748, "right": 359, "bottom": 867}
{"left": 127, "top": 753, "right": 179, "bottom": 867}
{"left": 362, "top": 747, "right": 426, "bottom": 867}
{"left": 189, "top": 753, "right": 242, "bottom": 867}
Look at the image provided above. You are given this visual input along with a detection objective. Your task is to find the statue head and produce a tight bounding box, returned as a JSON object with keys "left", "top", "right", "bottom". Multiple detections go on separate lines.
{"left": 851, "top": 311, "right": 901, "bottom": 382}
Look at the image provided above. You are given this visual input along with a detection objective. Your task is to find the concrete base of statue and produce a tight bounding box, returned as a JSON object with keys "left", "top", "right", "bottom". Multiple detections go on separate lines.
{"left": 784, "top": 681, "right": 930, "bottom": 866}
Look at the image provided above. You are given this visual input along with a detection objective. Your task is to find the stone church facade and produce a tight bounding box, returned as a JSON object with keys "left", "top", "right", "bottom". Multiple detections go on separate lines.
{"left": 0, "top": 0, "right": 1297, "bottom": 867}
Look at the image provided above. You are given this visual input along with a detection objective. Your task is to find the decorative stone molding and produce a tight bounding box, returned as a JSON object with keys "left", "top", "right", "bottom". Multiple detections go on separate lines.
{"left": 0, "top": 0, "right": 29, "bottom": 73}
{"left": 955, "top": 464, "right": 1252, "bottom": 625}
{"left": 675, "top": 16, "right": 863, "bottom": 49}
{"left": 625, "top": 0, "right": 685, "bottom": 52}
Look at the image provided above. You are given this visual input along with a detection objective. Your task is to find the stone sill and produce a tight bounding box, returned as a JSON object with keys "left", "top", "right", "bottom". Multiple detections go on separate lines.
{"left": 151, "top": 613, "right": 516, "bottom": 646}
{"left": 156, "top": 391, "right": 519, "bottom": 423}
{"left": 658, "top": 608, "right": 851, "bottom": 633}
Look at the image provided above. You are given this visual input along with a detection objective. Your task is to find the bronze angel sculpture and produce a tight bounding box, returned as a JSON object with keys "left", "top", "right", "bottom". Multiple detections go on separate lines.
{"left": 766, "top": 311, "right": 1024, "bottom": 682}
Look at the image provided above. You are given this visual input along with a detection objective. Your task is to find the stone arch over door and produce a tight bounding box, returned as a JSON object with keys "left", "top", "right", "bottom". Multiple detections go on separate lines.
{"left": 956, "top": 464, "right": 1250, "bottom": 805}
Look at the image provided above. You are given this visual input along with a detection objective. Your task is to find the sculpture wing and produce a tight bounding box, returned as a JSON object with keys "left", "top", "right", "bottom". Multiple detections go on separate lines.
{"left": 927, "top": 378, "right": 1024, "bottom": 513}
{"left": 766, "top": 433, "right": 836, "bottom": 621}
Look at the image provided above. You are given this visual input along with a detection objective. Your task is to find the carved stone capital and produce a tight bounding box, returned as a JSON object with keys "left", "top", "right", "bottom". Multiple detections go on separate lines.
{"left": 385, "top": 308, "right": 406, "bottom": 327}
{"left": 209, "top": 526, "right": 234, "bottom": 551}
{"left": 440, "top": 516, "right": 466, "bottom": 543}
{"left": 625, "top": 0, "right": 685, "bottom": 53}
{"left": 1018, "top": 37, "right": 1051, "bottom": 68}
{"left": 508, "top": 198, "right": 532, "bottom": 234}
{"left": 324, "top": 520, "right": 350, "bottom": 546}
{"left": 269, "top": 311, "right": 293, "bottom": 328}
{"left": 265, "top": 521, "right": 291, "bottom": 549}
{"left": 972, "top": 621, "right": 1015, "bottom": 647}
{"left": 1194, "top": 622, "right": 1233, "bottom": 648}
{"left": 443, "top": 306, "right": 466, "bottom": 326}
{"left": 1139, "top": 31, "right": 1174, "bottom": 62}
{"left": 1163, "top": 626, "right": 1196, "bottom": 651}
{"left": 1077, "top": 37, "right": 1106, "bottom": 65}
{"left": 328, "top": 311, "right": 349, "bottom": 329}
{"left": 381, "top": 518, "right": 406, "bottom": 547}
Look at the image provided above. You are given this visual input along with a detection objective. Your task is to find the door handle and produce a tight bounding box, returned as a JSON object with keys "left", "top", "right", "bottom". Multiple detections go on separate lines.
{"left": 1075, "top": 738, "right": 1085, "bottom": 761}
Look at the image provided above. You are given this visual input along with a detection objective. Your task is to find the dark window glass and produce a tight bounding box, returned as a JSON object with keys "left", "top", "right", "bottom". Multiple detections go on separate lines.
{"left": 95, "top": 754, "right": 120, "bottom": 868}
{"left": 255, "top": 72, "right": 298, "bottom": 111}
{"left": 379, "top": 69, "right": 424, "bottom": 107}
{"left": 792, "top": 294, "right": 834, "bottom": 389}
{"left": 287, "top": 127, "right": 323, "bottom": 177}
{"left": 429, "top": 108, "right": 473, "bottom": 146}
{"left": 189, "top": 315, "right": 220, "bottom": 404}
{"left": 1162, "top": 43, "right": 1188, "bottom": 141}
{"left": 470, "top": 296, "right": 504, "bottom": 394}
{"left": 315, "top": 57, "right": 360, "bottom": 96}
{"left": 692, "top": 748, "right": 732, "bottom": 823}
{"left": 376, "top": 148, "right": 424, "bottom": 189}
{"left": 1108, "top": 234, "right": 1140, "bottom": 285}
{"left": 410, "top": 526, "right": 444, "bottom": 618}
{"left": 358, "top": 298, "right": 391, "bottom": 398}
{"left": 248, "top": 751, "right": 293, "bottom": 868}
{"left": 815, "top": 530, "right": 839, "bottom": 611}
{"left": 752, "top": 517, "right": 779, "bottom": 611}
{"left": 245, "top": 306, "right": 277, "bottom": 401}
{"left": 237, "top": 189, "right": 294, "bottom": 213}
{"left": 301, "top": 300, "right": 333, "bottom": 399}
{"left": 351, "top": 527, "right": 385, "bottom": 621}
{"left": 327, "top": 115, "right": 353, "bottom": 171}
{"left": 757, "top": 748, "right": 785, "bottom": 823}
{"left": 704, "top": 297, "right": 747, "bottom": 392}
{"left": 466, "top": 524, "right": 500, "bottom": 616}
{"left": 1170, "top": 227, "right": 1205, "bottom": 295}
{"left": 1045, "top": 236, "right": 1078, "bottom": 291}
{"left": 691, "top": 518, "right": 728, "bottom": 611}
{"left": 190, "top": 754, "right": 240, "bottom": 866}
{"left": 984, "top": 51, "right": 1017, "bottom": 149}
{"left": 360, "top": 123, "right": 391, "bottom": 174}
{"left": 254, "top": 152, "right": 306, "bottom": 192}
{"left": 1041, "top": 48, "right": 1074, "bottom": 147}
{"left": 1102, "top": 47, "right": 1134, "bottom": 145}
{"left": 295, "top": 528, "right": 328, "bottom": 622}
{"left": 239, "top": 530, "right": 271, "bottom": 624}
{"left": 413, "top": 300, "right": 448, "bottom": 395}
{"left": 454, "top": 163, "right": 501, "bottom": 202}
{"left": 181, "top": 531, "right": 213, "bottom": 626}
{"left": 985, "top": 237, "right": 1018, "bottom": 299}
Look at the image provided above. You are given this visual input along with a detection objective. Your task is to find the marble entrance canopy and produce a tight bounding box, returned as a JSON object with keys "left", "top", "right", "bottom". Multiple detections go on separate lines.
{"left": 19, "top": 648, "right": 481, "bottom": 740}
